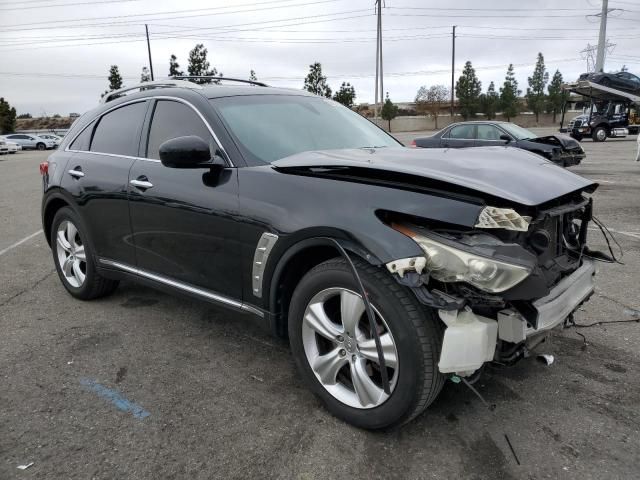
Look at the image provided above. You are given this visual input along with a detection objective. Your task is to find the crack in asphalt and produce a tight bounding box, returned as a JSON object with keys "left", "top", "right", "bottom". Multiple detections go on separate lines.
{"left": 595, "top": 290, "right": 639, "bottom": 313}
{"left": 0, "top": 268, "right": 56, "bottom": 307}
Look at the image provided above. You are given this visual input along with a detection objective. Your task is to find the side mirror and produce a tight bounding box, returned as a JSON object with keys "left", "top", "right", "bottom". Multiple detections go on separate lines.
{"left": 159, "top": 135, "right": 216, "bottom": 168}
{"left": 499, "top": 134, "right": 512, "bottom": 143}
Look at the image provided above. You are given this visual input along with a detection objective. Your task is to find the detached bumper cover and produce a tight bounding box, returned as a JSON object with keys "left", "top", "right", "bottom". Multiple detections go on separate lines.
{"left": 527, "top": 259, "right": 596, "bottom": 335}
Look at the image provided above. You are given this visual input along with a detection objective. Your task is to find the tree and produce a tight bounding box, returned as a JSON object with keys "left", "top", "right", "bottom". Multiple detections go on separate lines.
{"left": 500, "top": 64, "right": 521, "bottom": 122}
{"left": 303, "top": 62, "right": 332, "bottom": 97}
{"left": 381, "top": 92, "right": 398, "bottom": 131}
{"left": 546, "top": 70, "right": 568, "bottom": 123}
{"left": 169, "top": 54, "right": 183, "bottom": 77}
{"left": 101, "top": 65, "right": 123, "bottom": 98}
{"left": 107, "top": 65, "right": 123, "bottom": 91}
{"left": 140, "top": 66, "right": 151, "bottom": 83}
{"left": 249, "top": 69, "right": 257, "bottom": 82}
{"left": 526, "top": 52, "right": 549, "bottom": 123}
{"left": 333, "top": 82, "right": 356, "bottom": 107}
{"left": 455, "top": 61, "right": 482, "bottom": 120}
{"left": 0, "top": 97, "right": 17, "bottom": 134}
{"left": 17, "top": 113, "right": 32, "bottom": 119}
{"left": 187, "top": 44, "right": 221, "bottom": 84}
{"left": 479, "top": 81, "right": 500, "bottom": 120}
{"left": 415, "top": 84, "right": 449, "bottom": 129}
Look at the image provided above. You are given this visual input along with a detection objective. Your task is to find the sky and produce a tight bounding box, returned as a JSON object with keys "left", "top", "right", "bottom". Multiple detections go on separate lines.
{"left": 1, "top": 0, "right": 639, "bottom": 116}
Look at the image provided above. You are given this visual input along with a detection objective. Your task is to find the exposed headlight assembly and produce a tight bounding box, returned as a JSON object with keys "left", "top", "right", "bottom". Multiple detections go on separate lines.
{"left": 390, "top": 224, "right": 532, "bottom": 293}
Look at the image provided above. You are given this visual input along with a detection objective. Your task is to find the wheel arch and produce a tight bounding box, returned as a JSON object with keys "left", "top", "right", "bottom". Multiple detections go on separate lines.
{"left": 42, "top": 192, "right": 75, "bottom": 246}
{"left": 265, "top": 236, "right": 381, "bottom": 338}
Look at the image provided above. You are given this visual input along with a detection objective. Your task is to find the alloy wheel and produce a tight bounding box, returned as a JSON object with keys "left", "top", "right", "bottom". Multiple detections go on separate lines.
{"left": 56, "top": 220, "right": 87, "bottom": 288}
{"left": 301, "top": 287, "right": 399, "bottom": 409}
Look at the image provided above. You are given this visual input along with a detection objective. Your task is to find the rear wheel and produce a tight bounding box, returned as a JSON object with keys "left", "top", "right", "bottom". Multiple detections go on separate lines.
{"left": 288, "top": 257, "right": 444, "bottom": 429}
{"left": 592, "top": 126, "right": 607, "bottom": 142}
{"left": 51, "top": 207, "right": 119, "bottom": 300}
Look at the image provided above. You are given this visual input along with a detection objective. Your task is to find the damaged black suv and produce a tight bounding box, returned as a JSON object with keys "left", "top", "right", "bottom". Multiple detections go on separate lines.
{"left": 41, "top": 79, "right": 600, "bottom": 429}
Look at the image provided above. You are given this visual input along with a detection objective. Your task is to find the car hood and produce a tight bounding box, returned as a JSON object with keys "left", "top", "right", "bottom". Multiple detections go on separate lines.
{"left": 525, "top": 134, "right": 583, "bottom": 151}
{"left": 272, "top": 147, "right": 597, "bottom": 207}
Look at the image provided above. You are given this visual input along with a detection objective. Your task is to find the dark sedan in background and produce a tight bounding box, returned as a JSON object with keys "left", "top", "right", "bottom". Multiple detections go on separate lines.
{"left": 579, "top": 71, "right": 640, "bottom": 94}
{"left": 412, "top": 121, "right": 585, "bottom": 167}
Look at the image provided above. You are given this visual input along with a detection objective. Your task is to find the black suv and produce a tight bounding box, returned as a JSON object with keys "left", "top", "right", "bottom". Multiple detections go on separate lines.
{"left": 42, "top": 79, "right": 600, "bottom": 429}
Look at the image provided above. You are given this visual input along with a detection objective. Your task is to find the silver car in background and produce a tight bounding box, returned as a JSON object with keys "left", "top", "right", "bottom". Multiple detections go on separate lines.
{"left": 2, "top": 134, "right": 55, "bottom": 150}
{"left": 0, "top": 139, "right": 8, "bottom": 155}
{"left": 37, "top": 134, "right": 62, "bottom": 147}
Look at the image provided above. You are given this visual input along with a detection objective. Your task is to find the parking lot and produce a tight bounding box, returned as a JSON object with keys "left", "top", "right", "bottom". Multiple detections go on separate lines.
{"left": 1, "top": 131, "right": 639, "bottom": 479}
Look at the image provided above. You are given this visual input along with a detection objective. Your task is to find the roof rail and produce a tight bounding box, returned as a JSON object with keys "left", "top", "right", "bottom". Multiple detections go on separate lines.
{"left": 100, "top": 79, "right": 203, "bottom": 104}
{"left": 170, "top": 75, "right": 269, "bottom": 87}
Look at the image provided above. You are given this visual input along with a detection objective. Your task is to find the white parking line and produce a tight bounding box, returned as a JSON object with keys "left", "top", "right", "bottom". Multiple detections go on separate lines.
{"left": 0, "top": 230, "right": 43, "bottom": 256}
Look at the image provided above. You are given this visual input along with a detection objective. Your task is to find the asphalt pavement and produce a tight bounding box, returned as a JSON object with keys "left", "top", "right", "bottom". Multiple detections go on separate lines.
{"left": 1, "top": 131, "right": 639, "bottom": 479}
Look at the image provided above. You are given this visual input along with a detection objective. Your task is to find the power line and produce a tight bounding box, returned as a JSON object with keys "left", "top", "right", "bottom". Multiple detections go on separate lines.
{"left": 0, "top": 0, "right": 140, "bottom": 11}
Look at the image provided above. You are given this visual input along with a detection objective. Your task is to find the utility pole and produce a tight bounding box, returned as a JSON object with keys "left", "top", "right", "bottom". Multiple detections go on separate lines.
{"left": 595, "top": 0, "right": 608, "bottom": 72}
{"left": 450, "top": 25, "right": 456, "bottom": 118}
{"left": 145, "top": 24, "right": 154, "bottom": 81}
{"left": 373, "top": 0, "right": 383, "bottom": 118}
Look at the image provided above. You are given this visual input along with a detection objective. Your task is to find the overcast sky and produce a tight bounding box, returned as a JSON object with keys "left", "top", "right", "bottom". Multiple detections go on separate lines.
{"left": 1, "top": 0, "right": 639, "bottom": 115}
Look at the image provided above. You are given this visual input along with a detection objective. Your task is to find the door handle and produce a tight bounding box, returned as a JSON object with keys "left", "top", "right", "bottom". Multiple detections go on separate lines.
{"left": 130, "top": 178, "right": 153, "bottom": 190}
{"left": 68, "top": 168, "right": 84, "bottom": 178}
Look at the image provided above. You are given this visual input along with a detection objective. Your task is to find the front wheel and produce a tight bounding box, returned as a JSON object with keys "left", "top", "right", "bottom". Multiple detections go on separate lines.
{"left": 288, "top": 257, "right": 444, "bottom": 429}
{"left": 592, "top": 126, "right": 607, "bottom": 142}
{"left": 36, "top": 142, "right": 46, "bottom": 150}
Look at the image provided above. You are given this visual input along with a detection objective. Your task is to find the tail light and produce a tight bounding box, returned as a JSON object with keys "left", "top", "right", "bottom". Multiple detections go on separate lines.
{"left": 410, "top": 139, "right": 417, "bottom": 148}
{"left": 39, "top": 161, "right": 48, "bottom": 175}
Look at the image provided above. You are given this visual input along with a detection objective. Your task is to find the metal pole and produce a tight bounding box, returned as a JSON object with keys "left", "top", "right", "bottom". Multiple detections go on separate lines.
{"left": 451, "top": 25, "right": 456, "bottom": 118}
{"left": 145, "top": 24, "right": 155, "bottom": 81}
{"left": 595, "top": 0, "right": 608, "bottom": 72}
{"left": 379, "top": 5, "right": 383, "bottom": 113}
{"left": 374, "top": 1, "right": 380, "bottom": 118}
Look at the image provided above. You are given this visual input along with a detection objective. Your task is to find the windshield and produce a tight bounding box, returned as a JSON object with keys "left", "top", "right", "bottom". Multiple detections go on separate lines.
{"left": 210, "top": 95, "right": 400, "bottom": 165}
{"left": 500, "top": 123, "right": 536, "bottom": 140}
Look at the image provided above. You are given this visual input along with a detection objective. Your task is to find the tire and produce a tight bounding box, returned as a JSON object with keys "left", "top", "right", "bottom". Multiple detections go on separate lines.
{"left": 51, "top": 207, "right": 119, "bottom": 300}
{"left": 288, "top": 257, "right": 444, "bottom": 429}
{"left": 592, "top": 126, "right": 607, "bottom": 142}
{"left": 36, "top": 142, "right": 46, "bottom": 151}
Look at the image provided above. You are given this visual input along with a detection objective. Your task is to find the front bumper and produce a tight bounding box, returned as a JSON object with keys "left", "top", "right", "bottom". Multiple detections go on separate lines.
{"left": 437, "top": 259, "right": 595, "bottom": 376}
{"left": 527, "top": 258, "right": 595, "bottom": 335}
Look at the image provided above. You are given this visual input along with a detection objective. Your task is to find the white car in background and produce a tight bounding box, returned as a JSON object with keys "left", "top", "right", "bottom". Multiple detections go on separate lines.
{"left": 1, "top": 134, "right": 55, "bottom": 150}
{"left": 6, "top": 140, "right": 21, "bottom": 153}
{"left": 0, "top": 139, "right": 8, "bottom": 155}
{"left": 38, "top": 133, "right": 62, "bottom": 147}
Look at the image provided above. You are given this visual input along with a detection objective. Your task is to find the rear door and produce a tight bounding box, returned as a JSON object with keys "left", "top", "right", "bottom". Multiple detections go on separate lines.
{"left": 440, "top": 124, "right": 476, "bottom": 148}
{"left": 127, "top": 98, "right": 242, "bottom": 300}
{"left": 62, "top": 100, "right": 148, "bottom": 266}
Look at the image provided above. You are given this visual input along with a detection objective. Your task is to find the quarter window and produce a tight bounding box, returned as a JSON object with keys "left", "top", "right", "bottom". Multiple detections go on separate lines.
{"left": 90, "top": 101, "right": 147, "bottom": 156}
{"left": 146, "top": 100, "right": 213, "bottom": 160}
{"left": 448, "top": 124, "right": 475, "bottom": 139}
{"left": 69, "top": 122, "right": 94, "bottom": 151}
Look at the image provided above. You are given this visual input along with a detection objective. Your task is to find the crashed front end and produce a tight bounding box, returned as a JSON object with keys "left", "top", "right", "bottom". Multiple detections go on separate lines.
{"left": 385, "top": 195, "right": 597, "bottom": 377}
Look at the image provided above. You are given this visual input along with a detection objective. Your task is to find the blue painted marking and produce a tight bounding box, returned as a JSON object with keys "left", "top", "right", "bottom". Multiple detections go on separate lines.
{"left": 80, "top": 378, "right": 150, "bottom": 419}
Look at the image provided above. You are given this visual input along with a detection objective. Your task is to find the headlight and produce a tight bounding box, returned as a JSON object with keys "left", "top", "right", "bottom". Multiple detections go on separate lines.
{"left": 392, "top": 224, "right": 532, "bottom": 293}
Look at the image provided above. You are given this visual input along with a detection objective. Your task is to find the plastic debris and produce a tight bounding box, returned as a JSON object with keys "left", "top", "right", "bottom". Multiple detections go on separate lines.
{"left": 250, "top": 375, "right": 264, "bottom": 382}
{"left": 17, "top": 462, "right": 34, "bottom": 470}
{"left": 537, "top": 354, "right": 555, "bottom": 366}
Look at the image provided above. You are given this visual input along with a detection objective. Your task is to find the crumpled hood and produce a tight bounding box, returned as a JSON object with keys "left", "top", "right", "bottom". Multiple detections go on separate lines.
{"left": 526, "top": 133, "right": 583, "bottom": 151}
{"left": 272, "top": 147, "right": 597, "bottom": 207}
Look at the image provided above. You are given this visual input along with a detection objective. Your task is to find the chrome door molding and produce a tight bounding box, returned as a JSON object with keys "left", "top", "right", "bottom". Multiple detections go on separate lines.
{"left": 98, "top": 258, "right": 263, "bottom": 317}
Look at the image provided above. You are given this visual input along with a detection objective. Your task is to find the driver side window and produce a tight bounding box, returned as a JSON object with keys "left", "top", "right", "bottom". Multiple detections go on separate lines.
{"left": 146, "top": 100, "right": 213, "bottom": 160}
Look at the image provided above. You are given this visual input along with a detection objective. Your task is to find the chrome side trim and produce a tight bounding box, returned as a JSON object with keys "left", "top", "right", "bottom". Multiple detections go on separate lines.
{"left": 99, "top": 258, "right": 264, "bottom": 318}
{"left": 65, "top": 96, "right": 232, "bottom": 166}
{"left": 251, "top": 232, "right": 279, "bottom": 298}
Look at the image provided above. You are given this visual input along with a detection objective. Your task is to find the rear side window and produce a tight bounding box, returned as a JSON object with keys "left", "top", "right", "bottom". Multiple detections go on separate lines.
{"left": 90, "top": 101, "right": 147, "bottom": 156}
{"left": 448, "top": 125, "right": 475, "bottom": 139}
{"left": 69, "top": 122, "right": 94, "bottom": 151}
{"left": 146, "top": 100, "right": 212, "bottom": 160}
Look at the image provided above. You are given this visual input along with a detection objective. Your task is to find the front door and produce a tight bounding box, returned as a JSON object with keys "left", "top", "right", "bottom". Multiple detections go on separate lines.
{"left": 475, "top": 124, "right": 510, "bottom": 147}
{"left": 128, "top": 98, "right": 242, "bottom": 299}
